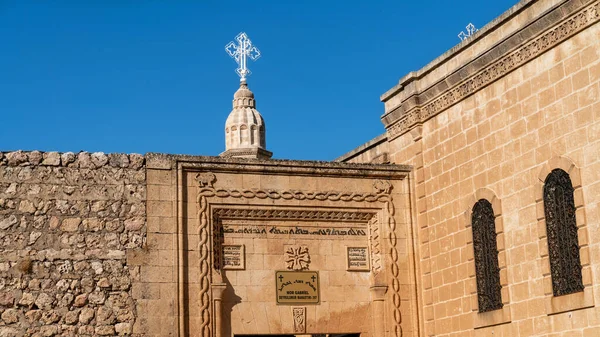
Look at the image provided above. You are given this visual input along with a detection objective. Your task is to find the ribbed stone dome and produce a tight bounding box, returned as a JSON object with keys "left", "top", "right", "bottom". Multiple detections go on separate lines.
{"left": 221, "top": 80, "right": 272, "bottom": 159}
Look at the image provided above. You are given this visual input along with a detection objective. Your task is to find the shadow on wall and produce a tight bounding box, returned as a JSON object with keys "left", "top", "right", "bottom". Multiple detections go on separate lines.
{"left": 235, "top": 333, "right": 360, "bottom": 337}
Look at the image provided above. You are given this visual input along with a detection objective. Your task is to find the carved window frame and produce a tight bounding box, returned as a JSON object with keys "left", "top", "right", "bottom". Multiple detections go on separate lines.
{"left": 535, "top": 157, "right": 594, "bottom": 315}
{"left": 465, "top": 188, "right": 510, "bottom": 328}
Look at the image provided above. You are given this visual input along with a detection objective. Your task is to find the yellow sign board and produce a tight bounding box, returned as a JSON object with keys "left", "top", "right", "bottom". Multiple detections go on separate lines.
{"left": 275, "top": 271, "right": 320, "bottom": 305}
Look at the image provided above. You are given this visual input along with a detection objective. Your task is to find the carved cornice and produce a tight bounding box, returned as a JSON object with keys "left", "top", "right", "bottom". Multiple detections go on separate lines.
{"left": 213, "top": 208, "right": 376, "bottom": 222}
{"left": 386, "top": 0, "right": 600, "bottom": 140}
{"left": 219, "top": 147, "right": 273, "bottom": 160}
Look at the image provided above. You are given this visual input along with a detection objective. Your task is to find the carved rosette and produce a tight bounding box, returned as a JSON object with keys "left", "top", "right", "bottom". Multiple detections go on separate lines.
{"left": 285, "top": 246, "right": 310, "bottom": 271}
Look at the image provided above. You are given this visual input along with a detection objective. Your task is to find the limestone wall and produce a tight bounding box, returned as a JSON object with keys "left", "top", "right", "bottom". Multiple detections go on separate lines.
{"left": 386, "top": 5, "right": 600, "bottom": 337}
{"left": 339, "top": 1, "right": 600, "bottom": 336}
{"left": 335, "top": 134, "right": 390, "bottom": 165}
{"left": 0, "top": 151, "right": 146, "bottom": 337}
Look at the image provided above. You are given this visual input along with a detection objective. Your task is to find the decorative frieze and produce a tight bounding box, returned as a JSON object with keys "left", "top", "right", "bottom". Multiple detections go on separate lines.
{"left": 213, "top": 208, "right": 375, "bottom": 222}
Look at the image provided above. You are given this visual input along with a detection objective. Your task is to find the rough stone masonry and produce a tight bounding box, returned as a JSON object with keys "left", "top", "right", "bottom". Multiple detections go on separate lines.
{"left": 0, "top": 151, "right": 146, "bottom": 337}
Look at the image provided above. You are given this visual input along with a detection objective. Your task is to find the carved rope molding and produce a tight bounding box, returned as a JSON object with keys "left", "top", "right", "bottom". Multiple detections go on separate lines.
{"left": 387, "top": 0, "right": 600, "bottom": 140}
{"left": 194, "top": 174, "right": 403, "bottom": 337}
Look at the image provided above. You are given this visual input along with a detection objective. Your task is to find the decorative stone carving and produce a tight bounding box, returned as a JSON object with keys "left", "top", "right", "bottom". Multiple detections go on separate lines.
{"left": 195, "top": 174, "right": 215, "bottom": 337}
{"left": 373, "top": 180, "right": 392, "bottom": 194}
{"left": 285, "top": 246, "right": 310, "bottom": 271}
{"left": 369, "top": 216, "right": 382, "bottom": 274}
{"left": 196, "top": 177, "right": 400, "bottom": 337}
{"left": 196, "top": 172, "right": 216, "bottom": 188}
{"left": 213, "top": 208, "right": 375, "bottom": 222}
{"left": 292, "top": 307, "right": 306, "bottom": 334}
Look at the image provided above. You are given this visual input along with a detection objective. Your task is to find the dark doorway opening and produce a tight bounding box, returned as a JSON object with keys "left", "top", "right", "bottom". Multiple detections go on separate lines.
{"left": 235, "top": 335, "right": 359, "bottom": 337}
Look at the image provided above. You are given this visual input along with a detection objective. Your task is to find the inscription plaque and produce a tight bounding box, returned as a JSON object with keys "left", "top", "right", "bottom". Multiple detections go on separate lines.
{"left": 275, "top": 271, "right": 320, "bottom": 305}
{"left": 222, "top": 244, "right": 245, "bottom": 270}
{"left": 346, "top": 246, "right": 370, "bottom": 271}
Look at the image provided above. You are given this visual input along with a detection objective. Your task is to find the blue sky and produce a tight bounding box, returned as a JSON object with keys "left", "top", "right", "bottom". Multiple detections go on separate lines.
{"left": 0, "top": 1, "right": 517, "bottom": 160}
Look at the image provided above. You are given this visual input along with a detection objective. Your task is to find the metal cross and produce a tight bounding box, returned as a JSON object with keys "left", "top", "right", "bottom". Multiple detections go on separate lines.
{"left": 225, "top": 32, "right": 261, "bottom": 81}
{"left": 458, "top": 23, "right": 478, "bottom": 41}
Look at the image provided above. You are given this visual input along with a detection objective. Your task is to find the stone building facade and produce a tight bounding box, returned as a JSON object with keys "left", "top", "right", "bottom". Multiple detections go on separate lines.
{"left": 340, "top": 0, "right": 600, "bottom": 336}
{"left": 1, "top": 0, "right": 599, "bottom": 336}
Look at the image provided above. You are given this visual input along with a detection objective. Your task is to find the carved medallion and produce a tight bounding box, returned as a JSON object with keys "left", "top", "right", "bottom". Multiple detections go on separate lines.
{"left": 285, "top": 246, "right": 310, "bottom": 271}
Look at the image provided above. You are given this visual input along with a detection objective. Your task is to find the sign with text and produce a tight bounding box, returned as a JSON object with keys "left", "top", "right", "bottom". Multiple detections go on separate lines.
{"left": 222, "top": 244, "right": 245, "bottom": 270}
{"left": 346, "top": 246, "right": 370, "bottom": 271}
{"left": 275, "top": 271, "right": 320, "bottom": 305}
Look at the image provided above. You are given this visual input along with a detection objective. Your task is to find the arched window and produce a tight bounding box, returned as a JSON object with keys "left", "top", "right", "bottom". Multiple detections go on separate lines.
{"left": 472, "top": 199, "right": 502, "bottom": 312}
{"left": 543, "top": 168, "right": 583, "bottom": 296}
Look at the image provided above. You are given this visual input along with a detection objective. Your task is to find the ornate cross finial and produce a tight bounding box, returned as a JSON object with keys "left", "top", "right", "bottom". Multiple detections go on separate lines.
{"left": 225, "top": 32, "right": 261, "bottom": 81}
{"left": 458, "top": 23, "right": 478, "bottom": 41}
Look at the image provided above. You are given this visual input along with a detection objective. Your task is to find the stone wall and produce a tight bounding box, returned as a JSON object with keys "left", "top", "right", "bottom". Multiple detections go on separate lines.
{"left": 343, "top": 0, "right": 600, "bottom": 336}
{"left": 0, "top": 151, "right": 146, "bottom": 337}
{"left": 381, "top": 1, "right": 600, "bottom": 336}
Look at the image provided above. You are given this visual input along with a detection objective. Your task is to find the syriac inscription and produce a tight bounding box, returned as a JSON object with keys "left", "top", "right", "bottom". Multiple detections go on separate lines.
{"left": 346, "top": 246, "right": 370, "bottom": 271}
{"left": 222, "top": 224, "right": 366, "bottom": 237}
{"left": 222, "top": 244, "right": 245, "bottom": 270}
{"left": 276, "top": 271, "right": 320, "bottom": 305}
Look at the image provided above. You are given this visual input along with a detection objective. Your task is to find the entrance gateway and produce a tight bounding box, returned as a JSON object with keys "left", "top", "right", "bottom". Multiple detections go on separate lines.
{"left": 177, "top": 158, "right": 408, "bottom": 336}
{"left": 169, "top": 157, "right": 409, "bottom": 337}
